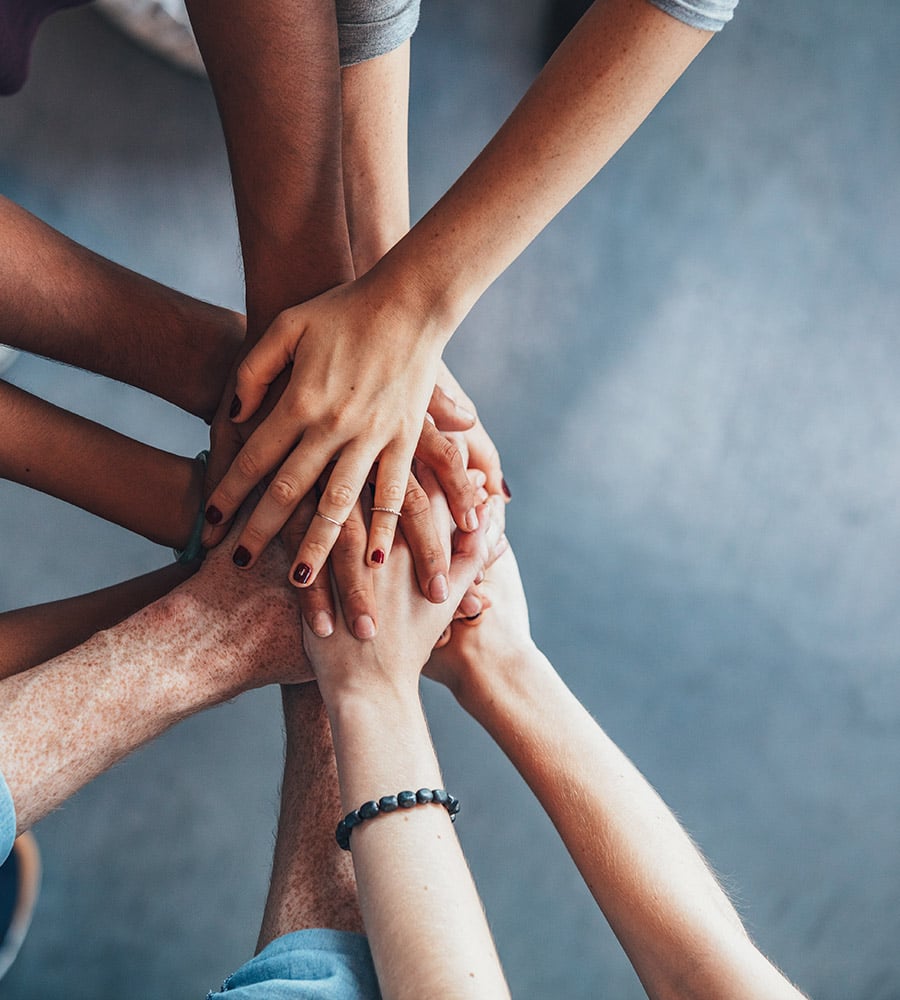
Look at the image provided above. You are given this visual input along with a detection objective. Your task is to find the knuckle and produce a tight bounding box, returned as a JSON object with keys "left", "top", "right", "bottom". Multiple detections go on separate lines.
{"left": 336, "top": 515, "right": 367, "bottom": 551}
{"left": 323, "top": 479, "right": 356, "bottom": 511}
{"left": 236, "top": 448, "right": 264, "bottom": 482}
{"left": 269, "top": 475, "right": 301, "bottom": 508}
{"left": 403, "top": 481, "right": 431, "bottom": 520}
{"left": 378, "top": 480, "right": 408, "bottom": 507}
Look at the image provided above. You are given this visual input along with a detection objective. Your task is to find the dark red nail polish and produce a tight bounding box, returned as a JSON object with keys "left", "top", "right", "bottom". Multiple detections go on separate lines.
{"left": 293, "top": 562, "right": 312, "bottom": 585}
{"left": 371, "top": 549, "right": 385, "bottom": 565}
{"left": 502, "top": 478, "right": 512, "bottom": 500}
{"left": 229, "top": 395, "right": 241, "bottom": 419}
{"left": 232, "top": 545, "right": 251, "bottom": 567}
{"left": 205, "top": 504, "right": 223, "bottom": 525}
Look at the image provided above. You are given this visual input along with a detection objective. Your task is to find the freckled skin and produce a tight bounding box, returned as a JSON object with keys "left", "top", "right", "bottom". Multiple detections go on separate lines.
{"left": 0, "top": 518, "right": 311, "bottom": 833}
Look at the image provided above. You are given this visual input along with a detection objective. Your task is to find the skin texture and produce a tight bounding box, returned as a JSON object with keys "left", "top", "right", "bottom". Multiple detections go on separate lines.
{"left": 304, "top": 485, "right": 511, "bottom": 1000}
{"left": 0, "top": 196, "right": 244, "bottom": 423}
{"left": 0, "top": 515, "right": 310, "bottom": 834}
{"left": 426, "top": 546, "right": 808, "bottom": 1000}
{"left": 203, "top": 0, "right": 710, "bottom": 581}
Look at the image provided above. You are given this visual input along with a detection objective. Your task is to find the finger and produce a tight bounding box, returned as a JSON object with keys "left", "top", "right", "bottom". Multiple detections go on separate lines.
{"left": 292, "top": 446, "right": 374, "bottom": 586}
{"left": 281, "top": 491, "right": 336, "bottom": 638}
{"left": 367, "top": 443, "right": 414, "bottom": 568}
{"left": 231, "top": 313, "right": 301, "bottom": 424}
{"left": 426, "top": 382, "right": 476, "bottom": 432}
{"left": 464, "top": 419, "right": 508, "bottom": 501}
{"left": 201, "top": 409, "right": 308, "bottom": 546}
{"left": 400, "top": 473, "right": 451, "bottom": 604}
{"left": 415, "top": 420, "right": 477, "bottom": 532}
{"left": 445, "top": 501, "right": 504, "bottom": 606}
{"left": 329, "top": 502, "right": 378, "bottom": 639}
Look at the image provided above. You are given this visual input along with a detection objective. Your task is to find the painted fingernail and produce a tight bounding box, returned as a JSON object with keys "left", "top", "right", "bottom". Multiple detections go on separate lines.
{"left": 502, "top": 478, "right": 512, "bottom": 500}
{"left": 429, "top": 574, "right": 449, "bottom": 603}
{"left": 292, "top": 563, "right": 312, "bottom": 585}
{"left": 459, "top": 593, "right": 482, "bottom": 617}
{"left": 232, "top": 545, "right": 251, "bottom": 567}
{"left": 464, "top": 508, "right": 479, "bottom": 532}
{"left": 371, "top": 549, "right": 385, "bottom": 565}
{"left": 463, "top": 611, "right": 483, "bottom": 622}
{"left": 311, "top": 611, "right": 334, "bottom": 638}
{"left": 229, "top": 394, "right": 241, "bottom": 419}
{"left": 205, "top": 504, "right": 223, "bottom": 525}
{"left": 354, "top": 614, "right": 377, "bottom": 640}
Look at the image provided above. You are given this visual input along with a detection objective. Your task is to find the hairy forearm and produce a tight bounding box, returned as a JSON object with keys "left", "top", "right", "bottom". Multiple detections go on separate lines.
{"left": 0, "top": 562, "right": 194, "bottom": 680}
{"left": 0, "top": 196, "right": 243, "bottom": 420}
{"left": 0, "top": 588, "right": 239, "bottom": 832}
{"left": 373, "top": 0, "right": 711, "bottom": 334}
{"left": 327, "top": 684, "right": 509, "bottom": 1000}
{"left": 459, "top": 647, "right": 802, "bottom": 1000}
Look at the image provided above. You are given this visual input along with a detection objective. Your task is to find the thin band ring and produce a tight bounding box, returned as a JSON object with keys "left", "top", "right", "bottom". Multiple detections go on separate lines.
{"left": 371, "top": 506, "right": 402, "bottom": 518}
{"left": 314, "top": 510, "right": 345, "bottom": 528}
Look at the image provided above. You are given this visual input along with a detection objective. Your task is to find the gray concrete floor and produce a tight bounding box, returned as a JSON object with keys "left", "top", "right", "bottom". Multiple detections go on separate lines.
{"left": 1, "top": 1, "right": 898, "bottom": 997}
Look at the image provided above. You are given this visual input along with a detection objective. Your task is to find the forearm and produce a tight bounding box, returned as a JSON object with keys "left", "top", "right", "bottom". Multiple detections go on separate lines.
{"left": 373, "top": 0, "right": 711, "bottom": 334}
{"left": 326, "top": 683, "right": 509, "bottom": 1000}
{"left": 0, "top": 562, "right": 194, "bottom": 680}
{"left": 458, "top": 647, "right": 802, "bottom": 1000}
{"left": 0, "top": 587, "right": 241, "bottom": 832}
{"left": 186, "top": 0, "right": 355, "bottom": 337}
{"left": 341, "top": 43, "right": 411, "bottom": 275}
{"left": 0, "top": 197, "right": 243, "bottom": 421}
{"left": 0, "top": 380, "right": 203, "bottom": 548}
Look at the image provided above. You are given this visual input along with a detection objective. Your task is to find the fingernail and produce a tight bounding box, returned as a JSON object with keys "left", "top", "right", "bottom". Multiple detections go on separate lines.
{"left": 464, "top": 508, "right": 479, "bottom": 532}
{"left": 354, "top": 614, "right": 376, "bottom": 640}
{"left": 463, "top": 611, "right": 483, "bottom": 622}
{"left": 473, "top": 470, "right": 487, "bottom": 488}
{"left": 474, "top": 569, "right": 484, "bottom": 585}
{"left": 232, "top": 545, "right": 251, "bottom": 567}
{"left": 457, "top": 405, "right": 476, "bottom": 423}
{"left": 311, "top": 611, "right": 334, "bottom": 638}
{"left": 229, "top": 394, "right": 241, "bottom": 419}
{"left": 502, "top": 478, "right": 512, "bottom": 500}
{"left": 429, "top": 574, "right": 449, "bottom": 603}
{"left": 459, "top": 593, "right": 482, "bottom": 617}
{"left": 205, "top": 504, "right": 223, "bottom": 525}
{"left": 293, "top": 563, "right": 312, "bottom": 585}
{"left": 371, "top": 549, "right": 385, "bottom": 565}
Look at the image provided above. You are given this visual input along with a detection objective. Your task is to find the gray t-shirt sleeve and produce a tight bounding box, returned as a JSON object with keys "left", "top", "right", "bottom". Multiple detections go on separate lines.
{"left": 0, "top": 768, "right": 16, "bottom": 865}
{"left": 336, "top": 0, "right": 421, "bottom": 67}
{"left": 646, "top": 0, "right": 738, "bottom": 32}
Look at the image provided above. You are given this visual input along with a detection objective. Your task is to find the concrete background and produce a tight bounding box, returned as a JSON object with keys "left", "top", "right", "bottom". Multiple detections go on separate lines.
{"left": 1, "top": 1, "right": 898, "bottom": 996}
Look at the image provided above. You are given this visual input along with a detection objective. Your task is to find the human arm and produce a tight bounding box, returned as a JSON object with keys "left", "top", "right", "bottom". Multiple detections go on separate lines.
{"left": 427, "top": 547, "right": 806, "bottom": 1000}
{"left": 203, "top": 0, "right": 708, "bottom": 577}
{"left": 0, "top": 196, "right": 243, "bottom": 422}
{"left": 0, "top": 379, "right": 205, "bottom": 549}
{"left": 0, "top": 516, "right": 310, "bottom": 835}
{"left": 303, "top": 489, "right": 509, "bottom": 999}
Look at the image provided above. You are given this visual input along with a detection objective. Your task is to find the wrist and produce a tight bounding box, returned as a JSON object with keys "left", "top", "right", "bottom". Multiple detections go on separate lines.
{"left": 453, "top": 639, "right": 546, "bottom": 720}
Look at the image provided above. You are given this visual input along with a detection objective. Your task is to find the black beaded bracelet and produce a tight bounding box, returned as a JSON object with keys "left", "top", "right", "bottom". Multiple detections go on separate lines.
{"left": 336, "top": 788, "right": 460, "bottom": 851}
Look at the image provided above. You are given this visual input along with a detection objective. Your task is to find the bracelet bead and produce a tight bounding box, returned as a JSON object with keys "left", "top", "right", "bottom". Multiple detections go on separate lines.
{"left": 336, "top": 788, "right": 460, "bottom": 850}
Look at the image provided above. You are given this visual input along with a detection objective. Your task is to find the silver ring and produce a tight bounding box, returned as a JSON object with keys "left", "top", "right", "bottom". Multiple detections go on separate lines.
{"left": 314, "top": 510, "right": 345, "bottom": 528}
{"left": 371, "top": 506, "right": 402, "bottom": 518}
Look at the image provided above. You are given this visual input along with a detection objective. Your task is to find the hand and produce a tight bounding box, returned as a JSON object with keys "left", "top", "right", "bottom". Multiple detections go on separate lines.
{"left": 425, "top": 539, "right": 536, "bottom": 710}
{"left": 174, "top": 508, "right": 313, "bottom": 690}
{"left": 302, "top": 482, "right": 506, "bottom": 705}
{"left": 201, "top": 273, "right": 461, "bottom": 585}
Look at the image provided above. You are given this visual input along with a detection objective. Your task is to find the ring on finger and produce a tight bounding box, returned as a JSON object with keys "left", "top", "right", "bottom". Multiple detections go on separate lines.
{"left": 314, "top": 510, "right": 345, "bottom": 528}
{"left": 371, "top": 506, "right": 402, "bottom": 517}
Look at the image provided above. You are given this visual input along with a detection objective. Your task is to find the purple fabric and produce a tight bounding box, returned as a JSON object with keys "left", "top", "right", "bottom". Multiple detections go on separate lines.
{"left": 0, "top": 0, "right": 91, "bottom": 95}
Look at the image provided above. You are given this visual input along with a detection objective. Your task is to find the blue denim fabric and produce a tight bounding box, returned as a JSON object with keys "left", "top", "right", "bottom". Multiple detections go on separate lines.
{"left": 0, "top": 770, "right": 15, "bottom": 866}
{"left": 647, "top": 0, "right": 739, "bottom": 32}
{"left": 208, "top": 929, "right": 380, "bottom": 1000}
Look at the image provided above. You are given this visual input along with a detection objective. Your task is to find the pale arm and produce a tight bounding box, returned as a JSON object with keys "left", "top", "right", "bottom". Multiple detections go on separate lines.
{"left": 428, "top": 549, "right": 806, "bottom": 1000}
{"left": 304, "top": 489, "right": 509, "bottom": 999}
